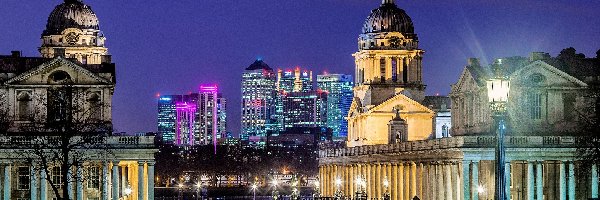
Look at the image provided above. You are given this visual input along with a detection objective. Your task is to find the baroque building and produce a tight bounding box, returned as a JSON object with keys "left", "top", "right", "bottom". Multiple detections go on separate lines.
{"left": 0, "top": 1, "right": 156, "bottom": 200}
{"left": 318, "top": 1, "right": 600, "bottom": 199}
{"left": 347, "top": 0, "right": 433, "bottom": 147}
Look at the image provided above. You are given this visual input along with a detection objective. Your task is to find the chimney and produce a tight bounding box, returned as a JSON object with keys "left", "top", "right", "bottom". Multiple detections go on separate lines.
{"left": 467, "top": 58, "right": 480, "bottom": 66}
{"left": 11, "top": 51, "right": 21, "bottom": 58}
{"left": 530, "top": 52, "right": 550, "bottom": 61}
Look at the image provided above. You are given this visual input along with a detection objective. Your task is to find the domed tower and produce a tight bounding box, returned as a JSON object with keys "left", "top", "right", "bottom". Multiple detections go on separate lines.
{"left": 347, "top": 0, "right": 433, "bottom": 147}
{"left": 39, "top": 0, "right": 108, "bottom": 65}
{"left": 353, "top": 0, "right": 425, "bottom": 105}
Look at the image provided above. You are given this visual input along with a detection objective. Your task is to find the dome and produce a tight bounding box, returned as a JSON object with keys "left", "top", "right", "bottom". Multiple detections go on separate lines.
{"left": 362, "top": 0, "right": 414, "bottom": 34}
{"left": 42, "top": 0, "right": 100, "bottom": 36}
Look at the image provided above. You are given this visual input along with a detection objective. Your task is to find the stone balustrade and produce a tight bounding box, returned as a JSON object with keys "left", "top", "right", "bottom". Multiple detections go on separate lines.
{"left": 319, "top": 135, "right": 586, "bottom": 158}
{"left": 0, "top": 135, "right": 155, "bottom": 148}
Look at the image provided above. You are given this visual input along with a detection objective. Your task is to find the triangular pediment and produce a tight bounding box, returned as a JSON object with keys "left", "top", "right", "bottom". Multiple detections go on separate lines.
{"left": 510, "top": 60, "right": 587, "bottom": 88}
{"left": 451, "top": 66, "right": 483, "bottom": 95}
{"left": 366, "top": 93, "right": 434, "bottom": 115}
{"left": 5, "top": 57, "right": 111, "bottom": 85}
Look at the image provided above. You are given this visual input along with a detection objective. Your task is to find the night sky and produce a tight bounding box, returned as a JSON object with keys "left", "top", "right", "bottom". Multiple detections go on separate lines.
{"left": 1, "top": 0, "right": 599, "bottom": 135}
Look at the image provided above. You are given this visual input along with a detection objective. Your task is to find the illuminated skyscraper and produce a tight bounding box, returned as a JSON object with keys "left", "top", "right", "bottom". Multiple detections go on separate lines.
{"left": 176, "top": 102, "right": 196, "bottom": 145}
{"left": 317, "top": 74, "right": 353, "bottom": 140}
{"left": 158, "top": 94, "right": 198, "bottom": 144}
{"left": 282, "top": 91, "right": 327, "bottom": 129}
{"left": 241, "top": 59, "right": 276, "bottom": 145}
{"left": 274, "top": 67, "right": 313, "bottom": 131}
{"left": 198, "top": 85, "right": 218, "bottom": 147}
{"left": 216, "top": 94, "right": 227, "bottom": 140}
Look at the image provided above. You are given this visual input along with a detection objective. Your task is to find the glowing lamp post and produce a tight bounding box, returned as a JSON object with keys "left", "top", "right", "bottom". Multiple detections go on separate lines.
{"left": 334, "top": 178, "right": 343, "bottom": 199}
{"left": 251, "top": 183, "right": 258, "bottom": 200}
{"left": 354, "top": 177, "right": 367, "bottom": 200}
{"left": 382, "top": 178, "right": 390, "bottom": 200}
{"left": 487, "top": 60, "right": 509, "bottom": 200}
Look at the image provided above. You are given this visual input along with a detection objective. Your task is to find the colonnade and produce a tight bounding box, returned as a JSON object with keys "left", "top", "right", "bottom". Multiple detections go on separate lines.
{"left": 0, "top": 160, "right": 155, "bottom": 200}
{"left": 355, "top": 55, "right": 423, "bottom": 85}
{"left": 320, "top": 161, "right": 600, "bottom": 200}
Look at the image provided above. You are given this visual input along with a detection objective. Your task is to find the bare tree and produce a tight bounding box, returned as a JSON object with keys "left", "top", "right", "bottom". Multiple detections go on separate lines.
{"left": 7, "top": 84, "right": 113, "bottom": 200}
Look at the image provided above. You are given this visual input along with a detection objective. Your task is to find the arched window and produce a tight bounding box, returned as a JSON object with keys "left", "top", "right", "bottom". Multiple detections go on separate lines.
{"left": 48, "top": 70, "right": 72, "bottom": 84}
{"left": 17, "top": 91, "right": 32, "bottom": 120}
{"left": 87, "top": 92, "right": 102, "bottom": 121}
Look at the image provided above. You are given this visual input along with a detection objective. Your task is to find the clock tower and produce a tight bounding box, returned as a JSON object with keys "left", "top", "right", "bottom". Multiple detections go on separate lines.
{"left": 39, "top": 0, "right": 109, "bottom": 65}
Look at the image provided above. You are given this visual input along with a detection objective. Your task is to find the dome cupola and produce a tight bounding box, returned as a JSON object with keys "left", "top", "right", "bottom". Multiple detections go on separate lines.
{"left": 43, "top": 0, "right": 100, "bottom": 36}
{"left": 362, "top": 0, "right": 414, "bottom": 34}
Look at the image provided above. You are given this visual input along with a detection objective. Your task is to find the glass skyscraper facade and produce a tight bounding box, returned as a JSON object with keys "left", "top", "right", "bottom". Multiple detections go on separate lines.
{"left": 282, "top": 91, "right": 327, "bottom": 129}
{"left": 317, "top": 74, "right": 353, "bottom": 140}
{"left": 241, "top": 59, "right": 276, "bottom": 146}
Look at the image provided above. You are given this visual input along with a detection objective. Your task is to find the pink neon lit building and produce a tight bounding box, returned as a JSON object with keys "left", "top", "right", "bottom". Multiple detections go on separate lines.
{"left": 175, "top": 102, "right": 196, "bottom": 145}
{"left": 199, "top": 85, "right": 218, "bottom": 150}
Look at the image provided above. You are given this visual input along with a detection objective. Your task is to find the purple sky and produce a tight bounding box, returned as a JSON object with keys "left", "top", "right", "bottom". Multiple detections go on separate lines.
{"left": 1, "top": 0, "right": 599, "bottom": 134}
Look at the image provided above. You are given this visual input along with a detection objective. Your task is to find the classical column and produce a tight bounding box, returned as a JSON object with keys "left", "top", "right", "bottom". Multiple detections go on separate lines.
{"left": 40, "top": 167, "right": 47, "bottom": 200}
{"left": 376, "top": 163, "right": 382, "bottom": 198}
{"left": 392, "top": 164, "right": 398, "bottom": 200}
{"left": 367, "top": 164, "right": 373, "bottom": 197}
{"left": 4, "top": 164, "right": 11, "bottom": 200}
{"left": 138, "top": 161, "right": 145, "bottom": 200}
{"left": 568, "top": 161, "right": 575, "bottom": 200}
{"left": 404, "top": 163, "right": 410, "bottom": 200}
{"left": 445, "top": 163, "right": 453, "bottom": 200}
{"left": 560, "top": 161, "right": 566, "bottom": 200}
{"left": 592, "top": 164, "right": 598, "bottom": 198}
{"left": 77, "top": 165, "right": 83, "bottom": 200}
{"left": 527, "top": 161, "right": 534, "bottom": 200}
{"left": 463, "top": 161, "right": 471, "bottom": 200}
{"left": 430, "top": 163, "right": 436, "bottom": 200}
{"left": 147, "top": 161, "right": 155, "bottom": 200}
{"left": 536, "top": 162, "right": 543, "bottom": 200}
{"left": 31, "top": 165, "right": 38, "bottom": 200}
{"left": 454, "top": 163, "right": 462, "bottom": 200}
{"left": 398, "top": 163, "right": 404, "bottom": 200}
{"left": 410, "top": 162, "right": 416, "bottom": 199}
{"left": 472, "top": 161, "right": 479, "bottom": 200}
{"left": 423, "top": 164, "right": 429, "bottom": 200}
{"left": 387, "top": 163, "right": 392, "bottom": 196}
{"left": 102, "top": 162, "right": 109, "bottom": 200}
{"left": 417, "top": 163, "right": 423, "bottom": 199}
{"left": 437, "top": 164, "right": 444, "bottom": 200}
{"left": 350, "top": 164, "right": 355, "bottom": 197}
{"left": 68, "top": 166, "right": 74, "bottom": 200}
{"left": 112, "top": 161, "right": 120, "bottom": 200}
{"left": 505, "top": 162, "right": 511, "bottom": 200}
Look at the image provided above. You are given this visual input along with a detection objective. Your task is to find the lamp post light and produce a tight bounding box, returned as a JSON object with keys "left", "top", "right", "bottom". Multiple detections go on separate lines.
{"left": 383, "top": 178, "right": 390, "bottom": 200}
{"left": 271, "top": 179, "right": 279, "bottom": 200}
{"left": 354, "top": 176, "right": 367, "bottom": 200}
{"left": 251, "top": 183, "right": 258, "bottom": 200}
{"left": 334, "top": 178, "right": 343, "bottom": 199}
{"left": 487, "top": 59, "right": 510, "bottom": 200}
{"left": 313, "top": 180, "right": 321, "bottom": 199}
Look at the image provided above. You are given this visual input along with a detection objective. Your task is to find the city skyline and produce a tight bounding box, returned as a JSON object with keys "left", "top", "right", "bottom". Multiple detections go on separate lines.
{"left": 1, "top": 0, "right": 599, "bottom": 134}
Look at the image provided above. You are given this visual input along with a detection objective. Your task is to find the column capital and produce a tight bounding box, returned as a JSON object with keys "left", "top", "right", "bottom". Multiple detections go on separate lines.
{"left": 137, "top": 160, "right": 146, "bottom": 165}
{"left": 146, "top": 160, "right": 156, "bottom": 166}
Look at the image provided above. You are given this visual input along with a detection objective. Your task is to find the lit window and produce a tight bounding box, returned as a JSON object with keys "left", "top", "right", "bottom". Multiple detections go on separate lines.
{"left": 17, "top": 167, "right": 30, "bottom": 190}
{"left": 528, "top": 93, "right": 542, "bottom": 120}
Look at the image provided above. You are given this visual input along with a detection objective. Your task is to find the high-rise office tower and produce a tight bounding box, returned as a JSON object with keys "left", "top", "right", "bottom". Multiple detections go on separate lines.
{"left": 317, "top": 74, "right": 353, "bottom": 140}
{"left": 175, "top": 101, "right": 196, "bottom": 145}
{"left": 158, "top": 94, "right": 198, "bottom": 144}
{"left": 274, "top": 67, "right": 314, "bottom": 131}
{"left": 282, "top": 91, "right": 327, "bottom": 129}
{"left": 241, "top": 59, "right": 276, "bottom": 145}
{"left": 198, "top": 85, "right": 218, "bottom": 148}
{"left": 216, "top": 94, "right": 227, "bottom": 140}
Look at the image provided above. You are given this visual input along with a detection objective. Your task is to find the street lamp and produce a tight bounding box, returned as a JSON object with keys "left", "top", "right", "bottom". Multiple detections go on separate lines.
{"left": 334, "top": 178, "right": 343, "bottom": 199}
{"left": 487, "top": 59, "right": 510, "bottom": 200}
{"left": 354, "top": 176, "right": 367, "bottom": 200}
{"left": 383, "top": 178, "right": 390, "bottom": 200}
{"left": 251, "top": 183, "right": 258, "bottom": 200}
{"left": 271, "top": 179, "right": 279, "bottom": 200}
{"left": 123, "top": 184, "right": 132, "bottom": 200}
{"left": 313, "top": 180, "right": 321, "bottom": 198}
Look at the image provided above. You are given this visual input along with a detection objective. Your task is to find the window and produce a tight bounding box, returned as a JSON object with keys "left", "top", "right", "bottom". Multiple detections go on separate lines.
{"left": 17, "top": 91, "right": 32, "bottom": 120}
{"left": 529, "top": 93, "right": 542, "bottom": 119}
{"left": 51, "top": 167, "right": 63, "bottom": 187}
{"left": 563, "top": 93, "right": 575, "bottom": 121}
{"left": 380, "top": 58, "right": 386, "bottom": 82}
{"left": 87, "top": 166, "right": 100, "bottom": 189}
{"left": 87, "top": 92, "right": 102, "bottom": 121}
{"left": 391, "top": 58, "right": 397, "bottom": 82}
{"left": 17, "top": 167, "right": 30, "bottom": 190}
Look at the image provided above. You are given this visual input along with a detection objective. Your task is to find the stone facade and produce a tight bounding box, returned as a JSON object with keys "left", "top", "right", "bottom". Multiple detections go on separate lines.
{"left": 0, "top": 1, "right": 157, "bottom": 200}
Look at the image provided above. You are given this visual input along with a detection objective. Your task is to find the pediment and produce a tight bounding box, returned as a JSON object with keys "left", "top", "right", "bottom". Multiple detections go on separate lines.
{"left": 5, "top": 57, "right": 111, "bottom": 85}
{"left": 510, "top": 60, "right": 587, "bottom": 88}
{"left": 451, "top": 67, "right": 482, "bottom": 94}
{"left": 366, "top": 93, "right": 434, "bottom": 115}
